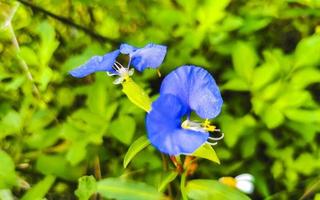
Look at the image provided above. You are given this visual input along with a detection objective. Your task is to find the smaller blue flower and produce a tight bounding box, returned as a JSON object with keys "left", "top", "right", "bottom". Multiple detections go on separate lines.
{"left": 146, "top": 65, "right": 223, "bottom": 155}
{"left": 69, "top": 43, "right": 167, "bottom": 83}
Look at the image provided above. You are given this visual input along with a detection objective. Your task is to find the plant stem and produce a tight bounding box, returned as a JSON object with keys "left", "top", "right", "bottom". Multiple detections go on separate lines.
{"left": 16, "top": 0, "right": 118, "bottom": 44}
{"left": 161, "top": 153, "right": 173, "bottom": 198}
{"left": 180, "top": 172, "right": 188, "bottom": 200}
{"left": 8, "top": 22, "right": 41, "bottom": 99}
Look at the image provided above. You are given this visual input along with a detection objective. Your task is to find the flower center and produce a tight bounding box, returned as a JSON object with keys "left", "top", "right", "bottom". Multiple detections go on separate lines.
{"left": 181, "top": 119, "right": 224, "bottom": 146}
{"left": 107, "top": 61, "right": 134, "bottom": 84}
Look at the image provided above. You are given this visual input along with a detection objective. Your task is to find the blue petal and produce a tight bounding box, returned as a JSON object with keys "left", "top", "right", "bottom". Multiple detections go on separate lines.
{"left": 146, "top": 94, "right": 209, "bottom": 155}
{"left": 160, "top": 65, "right": 223, "bottom": 119}
{"left": 119, "top": 43, "right": 137, "bottom": 54}
{"left": 129, "top": 43, "right": 167, "bottom": 71}
{"left": 69, "top": 50, "right": 120, "bottom": 78}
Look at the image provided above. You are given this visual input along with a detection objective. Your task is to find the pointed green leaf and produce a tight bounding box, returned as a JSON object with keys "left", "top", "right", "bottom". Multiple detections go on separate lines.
{"left": 21, "top": 175, "right": 55, "bottom": 200}
{"left": 192, "top": 143, "right": 220, "bottom": 164}
{"left": 186, "top": 179, "right": 251, "bottom": 200}
{"left": 97, "top": 178, "right": 163, "bottom": 200}
{"left": 158, "top": 171, "right": 179, "bottom": 192}
{"left": 123, "top": 136, "right": 150, "bottom": 168}
{"left": 122, "top": 78, "right": 151, "bottom": 112}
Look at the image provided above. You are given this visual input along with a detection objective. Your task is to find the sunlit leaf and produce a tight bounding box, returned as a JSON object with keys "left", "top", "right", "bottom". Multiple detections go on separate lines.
{"left": 122, "top": 78, "right": 152, "bottom": 112}
{"left": 232, "top": 41, "right": 258, "bottom": 82}
{"left": 192, "top": 143, "right": 220, "bottom": 164}
{"left": 21, "top": 175, "right": 55, "bottom": 200}
{"left": 97, "top": 178, "right": 163, "bottom": 200}
{"left": 123, "top": 135, "right": 150, "bottom": 168}
{"left": 294, "top": 34, "right": 320, "bottom": 68}
{"left": 186, "top": 179, "right": 251, "bottom": 200}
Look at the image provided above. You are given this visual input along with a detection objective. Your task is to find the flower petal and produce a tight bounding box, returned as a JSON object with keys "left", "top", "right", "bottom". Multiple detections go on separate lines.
{"left": 129, "top": 43, "right": 167, "bottom": 71}
{"left": 69, "top": 50, "right": 120, "bottom": 78}
{"left": 146, "top": 94, "right": 209, "bottom": 155}
{"left": 235, "top": 173, "right": 254, "bottom": 182}
{"left": 236, "top": 180, "right": 254, "bottom": 194}
{"left": 119, "top": 43, "right": 137, "bottom": 54}
{"left": 160, "top": 65, "right": 223, "bottom": 119}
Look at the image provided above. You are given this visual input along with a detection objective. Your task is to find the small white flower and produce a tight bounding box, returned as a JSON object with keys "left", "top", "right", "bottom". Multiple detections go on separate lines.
{"left": 219, "top": 173, "right": 254, "bottom": 194}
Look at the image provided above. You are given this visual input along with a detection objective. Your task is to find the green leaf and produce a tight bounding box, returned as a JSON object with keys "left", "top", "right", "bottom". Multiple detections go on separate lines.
{"left": 109, "top": 115, "right": 136, "bottom": 145}
{"left": 0, "top": 110, "right": 22, "bottom": 139}
{"left": 262, "top": 106, "right": 284, "bottom": 128}
{"left": 294, "top": 34, "right": 320, "bottom": 68}
{"left": 186, "top": 179, "right": 251, "bottom": 200}
{"left": 232, "top": 41, "right": 258, "bottom": 82}
{"left": 18, "top": 46, "right": 38, "bottom": 66}
{"left": 192, "top": 143, "right": 220, "bottom": 164}
{"left": 222, "top": 77, "right": 249, "bottom": 91}
{"left": 122, "top": 78, "right": 152, "bottom": 112}
{"left": 0, "top": 150, "right": 17, "bottom": 189}
{"left": 37, "top": 21, "right": 59, "bottom": 66}
{"left": 158, "top": 171, "right": 179, "bottom": 192}
{"left": 284, "top": 109, "right": 320, "bottom": 123}
{"left": 97, "top": 178, "right": 163, "bottom": 200}
{"left": 290, "top": 68, "right": 320, "bottom": 89}
{"left": 75, "top": 176, "right": 97, "bottom": 200}
{"left": 123, "top": 135, "right": 150, "bottom": 168}
{"left": 21, "top": 175, "right": 55, "bottom": 200}
{"left": 0, "top": 189, "right": 14, "bottom": 200}
{"left": 36, "top": 154, "right": 85, "bottom": 181}
{"left": 66, "top": 142, "right": 87, "bottom": 166}
{"left": 0, "top": 189, "right": 15, "bottom": 200}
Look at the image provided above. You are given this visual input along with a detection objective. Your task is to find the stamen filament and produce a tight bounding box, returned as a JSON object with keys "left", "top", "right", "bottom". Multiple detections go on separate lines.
{"left": 208, "top": 132, "right": 224, "bottom": 141}
{"left": 206, "top": 141, "right": 218, "bottom": 146}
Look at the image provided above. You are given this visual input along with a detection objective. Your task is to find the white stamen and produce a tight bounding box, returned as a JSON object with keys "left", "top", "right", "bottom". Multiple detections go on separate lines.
{"left": 208, "top": 132, "right": 224, "bottom": 141}
{"left": 181, "top": 120, "right": 207, "bottom": 133}
{"left": 206, "top": 141, "right": 218, "bottom": 146}
{"left": 109, "top": 61, "right": 134, "bottom": 84}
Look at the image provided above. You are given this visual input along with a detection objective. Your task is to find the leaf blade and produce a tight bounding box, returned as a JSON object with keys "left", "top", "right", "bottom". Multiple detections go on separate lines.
{"left": 123, "top": 136, "right": 150, "bottom": 168}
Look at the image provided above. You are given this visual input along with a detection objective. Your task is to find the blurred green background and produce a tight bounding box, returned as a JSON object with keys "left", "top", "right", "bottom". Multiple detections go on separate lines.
{"left": 1, "top": 0, "right": 320, "bottom": 199}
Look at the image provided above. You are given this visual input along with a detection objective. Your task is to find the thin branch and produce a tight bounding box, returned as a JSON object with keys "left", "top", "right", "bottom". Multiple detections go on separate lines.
{"left": 9, "top": 22, "right": 41, "bottom": 99}
{"left": 16, "top": 0, "right": 118, "bottom": 44}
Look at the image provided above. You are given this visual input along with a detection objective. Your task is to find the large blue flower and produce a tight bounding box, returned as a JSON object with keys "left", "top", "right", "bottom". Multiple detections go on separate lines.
{"left": 69, "top": 43, "right": 167, "bottom": 83}
{"left": 146, "top": 65, "right": 223, "bottom": 155}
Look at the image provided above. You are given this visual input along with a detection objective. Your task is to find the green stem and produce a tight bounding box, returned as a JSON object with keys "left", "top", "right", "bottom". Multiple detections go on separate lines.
{"left": 180, "top": 172, "right": 188, "bottom": 200}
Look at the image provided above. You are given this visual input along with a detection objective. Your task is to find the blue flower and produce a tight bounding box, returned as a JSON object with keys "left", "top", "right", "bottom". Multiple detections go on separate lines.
{"left": 146, "top": 66, "right": 223, "bottom": 155}
{"left": 69, "top": 43, "right": 167, "bottom": 84}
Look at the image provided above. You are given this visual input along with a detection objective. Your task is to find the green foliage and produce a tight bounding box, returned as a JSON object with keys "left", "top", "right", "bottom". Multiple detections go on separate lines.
{"left": 192, "top": 143, "right": 220, "bottom": 164}
{"left": 186, "top": 180, "right": 250, "bottom": 200}
{"left": 97, "top": 178, "right": 163, "bottom": 200}
{"left": 0, "top": 0, "right": 320, "bottom": 199}
{"left": 0, "top": 150, "right": 17, "bottom": 189}
{"left": 75, "top": 176, "right": 97, "bottom": 200}
{"left": 123, "top": 135, "right": 150, "bottom": 168}
{"left": 21, "top": 175, "right": 55, "bottom": 200}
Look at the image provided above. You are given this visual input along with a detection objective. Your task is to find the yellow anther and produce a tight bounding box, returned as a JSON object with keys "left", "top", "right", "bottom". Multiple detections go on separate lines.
{"left": 219, "top": 177, "right": 237, "bottom": 188}
{"left": 157, "top": 69, "right": 162, "bottom": 77}
{"left": 202, "top": 119, "right": 216, "bottom": 132}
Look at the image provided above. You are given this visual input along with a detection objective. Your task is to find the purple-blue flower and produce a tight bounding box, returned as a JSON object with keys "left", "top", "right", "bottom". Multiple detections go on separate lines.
{"left": 146, "top": 66, "right": 223, "bottom": 155}
{"left": 69, "top": 43, "right": 167, "bottom": 83}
